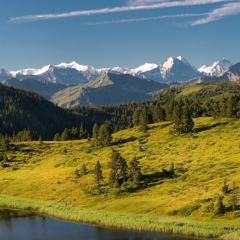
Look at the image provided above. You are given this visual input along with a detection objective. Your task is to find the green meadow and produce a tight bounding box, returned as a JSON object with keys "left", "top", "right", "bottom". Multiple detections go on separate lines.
{"left": 1, "top": 117, "right": 240, "bottom": 239}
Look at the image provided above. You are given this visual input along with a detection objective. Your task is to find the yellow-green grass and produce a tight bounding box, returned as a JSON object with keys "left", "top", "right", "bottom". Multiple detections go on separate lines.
{"left": 1, "top": 117, "right": 240, "bottom": 239}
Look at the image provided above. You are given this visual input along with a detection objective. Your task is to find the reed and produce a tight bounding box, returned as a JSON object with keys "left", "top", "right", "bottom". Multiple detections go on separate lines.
{"left": 1, "top": 194, "right": 240, "bottom": 240}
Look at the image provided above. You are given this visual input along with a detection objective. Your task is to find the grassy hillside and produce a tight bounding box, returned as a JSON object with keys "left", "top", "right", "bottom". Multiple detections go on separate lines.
{"left": 156, "top": 81, "right": 240, "bottom": 106}
{"left": 1, "top": 117, "right": 240, "bottom": 238}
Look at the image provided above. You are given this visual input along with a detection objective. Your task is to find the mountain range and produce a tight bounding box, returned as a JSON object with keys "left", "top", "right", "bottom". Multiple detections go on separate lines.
{"left": 1, "top": 56, "right": 239, "bottom": 107}
{"left": 0, "top": 57, "right": 233, "bottom": 84}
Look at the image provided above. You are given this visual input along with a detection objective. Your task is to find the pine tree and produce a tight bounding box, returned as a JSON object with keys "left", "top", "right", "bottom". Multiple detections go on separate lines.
{"left": 139, "top": 109, "right": 150, "bottom": 132}
{"left": 94, "top": 161, "right": 103, "bottom": 189}
{"left": 172, "top": 98, "right": 194, "bottom": 134}
{"left": 99, "top": 122, "right": 112, "bottom": 146}
{"left": 215, "top": 196, "right": 225, "bottom": 214}
{"left": 132, "top": 108, "right": 141, "bottom": 126}
{"left": 230, "top": 181, "right": 238, "bottom": 211}
{"left": 53, "top": 133, "right": 61, "bottom": 141}
{"left": 109, "top": 150, "right": 127, "bottom": 186}
{"left": 79, "top": 122, "right": 84, "bottom": 139}
{"left": 92, "top": 123, "right": 99, "bottom": 146}
{"left": 153, "top": 103, "right": 166, "bottom": 122}
{"left": 129, "top": 156, "right": 141, "bottom": 185}
{"left": 61, "top": 128, "right": 71, "bottom": 141}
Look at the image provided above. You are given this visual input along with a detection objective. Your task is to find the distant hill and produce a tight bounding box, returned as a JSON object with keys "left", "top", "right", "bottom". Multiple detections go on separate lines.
{"left": 2, "top": 78, "right": 67, "bottom": 100}
{"left": 0, "top": 83, "right": 79, "bottom": 139}
{"left": 156, "top": 80, "right": 240, "bottom": 107}
{"left": 51, "top": 73, "right": 169, "bottom": 107}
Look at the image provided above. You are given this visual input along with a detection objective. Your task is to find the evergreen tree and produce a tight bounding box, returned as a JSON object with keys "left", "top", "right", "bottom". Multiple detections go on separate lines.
{"left": 99, "top": 122, "right": 112, "bottom": 146}
{"left": 132, "top": 108, "right": 141, "bottom": 126}
{"left": 109, "top": 150, "right": 127, "bottom": 186}
{"left": 53, "top": 133, "right": 61, "bottom": 141}
{"left": 230, "top": 181, "right": 238, "bottom": 211}
{"left": 153, "top": 103, "right": 166, "bottom": 122}
{"left": 94, "top": 160, "right": 103, "bottom": 189}
{"left": 139, "top": 109, "right": 151, "bottom": 132}
{"left": 61, "top": 128, "right": 71, "bottom": 141}
{"left": 165, "top": 99, "right": 176, "bottom": 121}
{"left": 129, "top": 156, "right": 141, "bottom": 185}
{"left": 172, "top": 98, "right": 194, "bottom": 134}
{"left": 79, "top": 122, "right": 84, "bottom": 139}
{"left": 1, "top": 137, "right": 10, "bottom": 151}
{"left": 92, "top": 123, "right": 99, "bottom": 146}
{"left": 215, "top": 196, "right": 225, "bottom": 214}
{"left": 222, "top": 179, "right": 229, "bottom": 195}
{"left": 227, "top": 95, "right": 238, "bottom": 118}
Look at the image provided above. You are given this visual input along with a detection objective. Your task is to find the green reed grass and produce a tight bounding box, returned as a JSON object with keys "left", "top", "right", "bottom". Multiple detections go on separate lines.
{"left": 1, "top": 194, "right": 240, "bottom": 240}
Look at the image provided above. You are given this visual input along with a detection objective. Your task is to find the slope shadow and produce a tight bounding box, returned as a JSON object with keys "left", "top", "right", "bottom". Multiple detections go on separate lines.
{"left": 112, "top": 136, "right": 138, "bottom": 146}
{"left": 194, "top": 122, "right": 228, "bottom": 133}
{"left": 142, "top": 170, "right": 175, "bottom": 187}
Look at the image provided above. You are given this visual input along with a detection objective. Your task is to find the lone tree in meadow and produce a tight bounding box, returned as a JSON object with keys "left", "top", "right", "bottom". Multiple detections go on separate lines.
{"left": 109, "top": 150, "right": 128, "bottom": 187}
{"left": 94, "top": 161, "right": 103, "bottom": 189}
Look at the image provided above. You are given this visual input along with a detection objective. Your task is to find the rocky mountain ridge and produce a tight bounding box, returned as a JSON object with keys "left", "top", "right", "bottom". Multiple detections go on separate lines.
{"left": 0, "top": 57, "right": 233, "bottom": 84}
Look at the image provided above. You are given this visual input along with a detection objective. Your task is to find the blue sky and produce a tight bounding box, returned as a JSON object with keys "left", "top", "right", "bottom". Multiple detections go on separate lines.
{"left": 1, "top": 0, "right": 240, "bottom": 70}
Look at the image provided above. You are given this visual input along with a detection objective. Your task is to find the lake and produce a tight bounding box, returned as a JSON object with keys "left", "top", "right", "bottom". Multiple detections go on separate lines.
{"left": 0, "top": 216, "right": 209, "bottom": 240}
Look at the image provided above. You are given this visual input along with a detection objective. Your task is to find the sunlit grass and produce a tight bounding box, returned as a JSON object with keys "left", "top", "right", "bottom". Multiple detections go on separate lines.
{"left": 1, "top": 117, "right": 240, "bottom": 239}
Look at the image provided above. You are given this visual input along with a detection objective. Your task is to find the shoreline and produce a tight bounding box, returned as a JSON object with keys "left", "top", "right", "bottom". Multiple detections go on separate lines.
{"left": 0, "top": 194, "right": 240, "bottom": 240}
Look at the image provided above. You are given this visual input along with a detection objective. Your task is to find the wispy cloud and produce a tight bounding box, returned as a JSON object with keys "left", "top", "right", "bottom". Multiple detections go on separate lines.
{"left": 127, "top": 0, "right": 227, "bottom": 6}
{"left": 191, "top": 2, "right": 240, "bottom": 25}
{"left": 9, "top": 0, "right": 228, "bottom": 23}
{"left": 84, "top": 13, "right": 207, "bottom": 26}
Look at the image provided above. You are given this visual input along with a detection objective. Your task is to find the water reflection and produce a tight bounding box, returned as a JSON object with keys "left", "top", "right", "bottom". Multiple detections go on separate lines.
{"left": 0, "top": 217, "right": 206, "bottom": 240}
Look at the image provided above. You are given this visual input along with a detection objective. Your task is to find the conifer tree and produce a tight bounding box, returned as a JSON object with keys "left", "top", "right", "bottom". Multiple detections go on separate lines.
{"left": 215, "top": 196, "right": 225, "bottom": 214}
{"left": 132, "top": 108, "right": 141, "bottom": 126}
{"left": 172, "top": 98, "right": 194, "bottom": 134}
{"left": 230, "top": 181, "right": 238, "bottom": 211}
{"left": 94, "top": 161, "right": 103, "bottom": 189}
{"left": 129, "top": 156, "right": 141, "bottom": 185}
{"left": 153, "top": 103, "right": 166, "bottom": 122}
{"left": 79, "top": 122, "right": 84, "bottom": 139}
{"left": 109, "top": 150, "right": 127, "bottom": 186}
{"left": 99, "top": 122, "right": 112, "bottom": 146}
{"left": 92, "top": 123, "right": 99, "bottom": 146}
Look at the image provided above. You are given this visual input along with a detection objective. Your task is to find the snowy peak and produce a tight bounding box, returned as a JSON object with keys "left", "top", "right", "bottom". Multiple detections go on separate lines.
{"left": 132, "top": 63, "right": 159, "bottom": 74}
{"left": 10, "top": 64, "right": 52, "bottom": 77}
{"left": 161, "top": 56, "right": 200, "bottom": 81}
{"left": 0, "top": 68, "right": 11, "bottom": 81}
{"left": 198, "top": 58, "right": 233, "bottom": 76}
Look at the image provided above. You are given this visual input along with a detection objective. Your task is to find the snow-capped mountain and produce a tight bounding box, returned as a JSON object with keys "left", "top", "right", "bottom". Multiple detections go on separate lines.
{"left": 111, "top": 56, "right": 201, "bottom": 82}
{"left": 0, "top": 57, "right": 234, "bottom": 85}
{"left": 198, "top": 59, "right": 233, "bottom": 76}
{"left": 160, "top": 56, "right": 201, "bottom": 82}
{"left": 0, "top": 68, "right": 11, "bottom": 81}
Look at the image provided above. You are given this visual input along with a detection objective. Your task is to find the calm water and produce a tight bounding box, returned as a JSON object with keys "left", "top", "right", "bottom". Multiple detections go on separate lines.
{"left": 0, "top": 217, "right": 207, "bottom": 240}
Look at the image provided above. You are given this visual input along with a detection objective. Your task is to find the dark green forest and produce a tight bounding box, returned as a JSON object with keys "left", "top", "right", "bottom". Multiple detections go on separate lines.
{"left": 1, "top": 81, "right": 240, "bottom": 141}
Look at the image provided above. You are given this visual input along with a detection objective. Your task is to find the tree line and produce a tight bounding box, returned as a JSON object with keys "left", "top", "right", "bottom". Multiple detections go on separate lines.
{"left": 2, "top": 81, "right": 240, "bottom": 142}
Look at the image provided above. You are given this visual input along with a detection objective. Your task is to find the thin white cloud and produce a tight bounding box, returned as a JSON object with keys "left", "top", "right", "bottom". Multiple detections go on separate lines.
{"left": 9, "top": 0, "right": 227, "bottom": 23}
{"left": 128, "top": 0, "right": 227, "bottom": 6}
{"left": 84, "top": 13, "right": 207, "bottom": 26}
{"left": 191, "top": 2, "right": 240, "bottom": 25}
